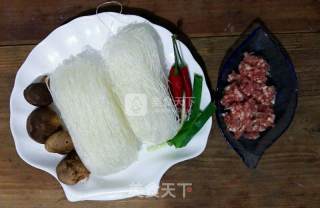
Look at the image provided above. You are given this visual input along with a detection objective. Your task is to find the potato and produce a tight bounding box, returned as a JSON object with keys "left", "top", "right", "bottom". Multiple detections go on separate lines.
{"left": 26, "top": 107, "right": 61, "bottom": 144}
{"left": 45, "top": 130, "right": 74, "bottom": 154}
{"left": 24, "top": 83, "right": 52, "bottom": 106}
{"left": 56, "top": 151, "right": 90, "bottom": 185}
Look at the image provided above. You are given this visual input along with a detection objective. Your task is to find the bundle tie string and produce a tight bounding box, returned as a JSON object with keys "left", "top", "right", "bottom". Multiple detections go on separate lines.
{"left": 96, "top": 1, "right": 123, "bottom": 34}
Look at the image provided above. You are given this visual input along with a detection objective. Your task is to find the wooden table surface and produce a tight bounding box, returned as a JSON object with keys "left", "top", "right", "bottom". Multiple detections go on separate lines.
{"left": 1, "top": 1, "right": 320, "bottom": 207}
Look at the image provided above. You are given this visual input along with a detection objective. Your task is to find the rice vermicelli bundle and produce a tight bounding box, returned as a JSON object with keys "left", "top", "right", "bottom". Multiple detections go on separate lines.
{"left": 49, "top": 48, "right": 139, "bottom": 176}
{"left": 102, "top": 23, "right": 180, "bottom": 144}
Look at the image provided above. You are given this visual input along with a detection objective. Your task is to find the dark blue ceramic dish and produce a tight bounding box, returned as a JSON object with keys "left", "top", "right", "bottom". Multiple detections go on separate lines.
{"left": 215, "top": 21, "right": 298, "bottom": 168}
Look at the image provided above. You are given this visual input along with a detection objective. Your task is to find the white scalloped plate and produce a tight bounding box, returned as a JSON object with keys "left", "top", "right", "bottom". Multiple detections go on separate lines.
{"left": 10, "top": 12, "right": 212, "bottom": 201}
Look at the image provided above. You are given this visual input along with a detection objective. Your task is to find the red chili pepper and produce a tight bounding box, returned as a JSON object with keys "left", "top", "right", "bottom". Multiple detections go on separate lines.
{"left": 172, "top": 35, "right": 193, "bottom": 113}
{"left": 168, "top": 65, "right": 183, "bottom": 109}
{"left": 168, "top": 35, "right": 184, "bottom": 110}
{"left": 180, "top": 66, "right": 192, "bottom": 112}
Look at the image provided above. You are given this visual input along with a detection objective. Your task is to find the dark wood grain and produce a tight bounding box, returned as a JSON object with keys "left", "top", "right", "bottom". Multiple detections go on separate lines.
{"left": 0, "top": 32, "right": 319, "bottom": 207}
{"left": 0, "top": 0, "right": 320, "bottom": 45}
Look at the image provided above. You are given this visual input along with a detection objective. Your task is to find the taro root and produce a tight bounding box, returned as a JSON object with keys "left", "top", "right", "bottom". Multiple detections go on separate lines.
{"left": 45, "top": 130, "right": 74, "bottom": 154}
{"left": 24, "top": 83, "right": 52, "bottom": 106}
{"left": 56, "top": 151, "right": 90, "bottom": 185}
{"left": 26, "top": 107, "right": 61, "bottom": 144}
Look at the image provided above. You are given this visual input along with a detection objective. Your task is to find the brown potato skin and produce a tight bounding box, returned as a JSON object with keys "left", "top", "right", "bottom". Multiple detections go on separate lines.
{"left": 56, "top": 151, "right": 90, "bottom": 185}
{"left": 26, "top": 107, "right": 61, "bottom": 144}
{"left": 24, "top": 83, "right": 52, "bottom": 106}
{"left": 45, "top": 131, "right": 74, "bottom": 154}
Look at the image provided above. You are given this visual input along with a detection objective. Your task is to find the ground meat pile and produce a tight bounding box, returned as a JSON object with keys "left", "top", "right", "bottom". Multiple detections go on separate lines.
{"left": 221, "top": 52, "right": 276, "bottom": 140}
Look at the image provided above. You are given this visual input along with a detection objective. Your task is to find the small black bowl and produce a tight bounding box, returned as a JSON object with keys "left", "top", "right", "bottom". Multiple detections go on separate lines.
{"left": 215, "top": 20, "right": 298, "bottom": 168}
